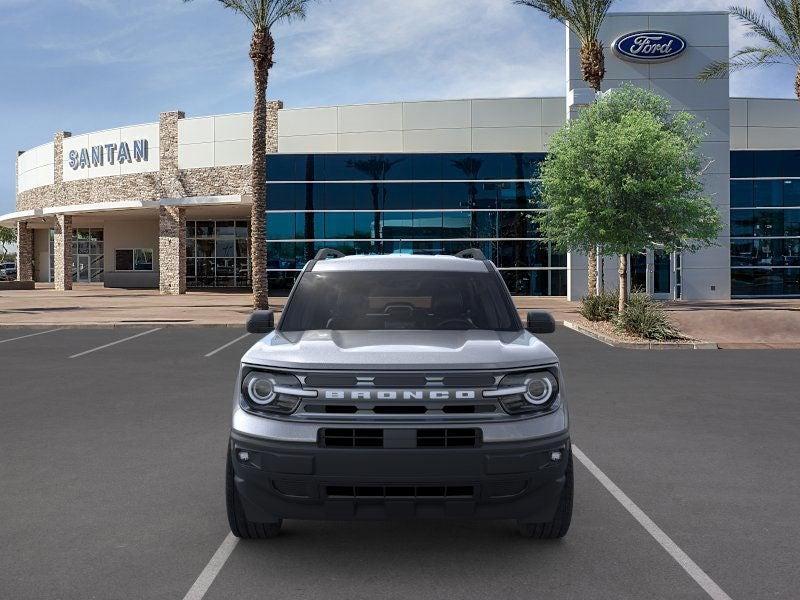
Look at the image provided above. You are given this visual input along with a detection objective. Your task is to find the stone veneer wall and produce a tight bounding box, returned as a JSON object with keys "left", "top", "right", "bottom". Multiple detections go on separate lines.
{"left": 53, "top": 214, "right": 73, "bottom": 291}
{"left": 158, "top": 206, "right": 186, "bottom": 294}
{"left": 16, "top": 222, "right": 33, "bottom": 281}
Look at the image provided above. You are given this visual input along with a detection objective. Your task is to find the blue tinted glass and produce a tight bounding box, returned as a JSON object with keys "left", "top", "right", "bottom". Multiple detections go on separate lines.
{"left": 355, "top": 213, "right": 378, "bottom": 238}
{"left": 550, "top": 244, "right": 567, "bottom": 268}
{"left": 442, "top": 211, "right": 471, "bottom": 237}
{"left": 730, "top": 210, "right": 753, "bottom": 237}
{"left": 267, "top": 184, "right": 299, "bottom": 210}
{"left": 412, "top": 155, "right": 443, "bottom": 179}
{"left": 785, "top": 209, "right": 800, "bottom": 235}
{"left": 383, "top": 154, "right": 412, "bottom": 179}
{"left": 346, "top": 155, "right": 408, "bottom": 180}
{"left": 382, "top": 183, "right": 413, "bottom": 210}
{"left": 754, "top": 151, "right": 783, "bottom": 177}
{"left": 473, "top": 212, "right": 498, "bottom": 238}
{"left": 299, "top": 155, "right": 325, "bottom": 181}
{"left": 413, "top": 212, "right": 443, "bottom": 237}
{"left": 267, "top": 242, "right": 296, "bottom": 269}
{"left": 516, "top": 153, "right": 546, "bottom": 179}
{"left": 325, "top": 155, "right": 357, "bottom": 180}
{"left": 781, "top": 150, "right": 800, "bottom": 177}
{"left": 730, "top": 181, "right": 753, "bottom": 208}
{"left": 498, "top": 210, "right": 533, "bottom": 238}
{"left": 732, "top": 268, "right": 800, "bottom": 296}
{"left": 266, "top": 155, "right": 297, "bottom": 181}
{"left": 266, "top": 213, "right": 295, "bottom": 240}
{"left": 472, "top": 183, "right": 498, "bottom": 209}
{"left": 551, "top": 269, "right": 567, "bottom": 295}
{"left": 305, "top": 183, "right": 326, "bottom": 211}
{"left": 382, "top": 212, "right": 413, "bottom": 238}
{"left": 730, "top": 151, "right": 754, "bottom": 178}
{"left": 325, "top": 213, "right": 354, "bottom": 238}
{"left": 295, "top": 212, "right": 317, "bottom": 239}
{"left": 412, "top": 182, "right": 443, "bottom": 209}
{"left": 501, "top": 270, "right": 548, "bottom": 295}
{"left": 754, "top": 180, "right": 783, "bottom": 207}
{"left": 753, "top": 209, "right": 784, "bottom": 236}
{"left": 783, "top": 180, "right": 800, "bottom": 207}
{"left": 499, "top": 182, "right": 531, "bottom": 209}
{"left": 497, "top": 241, "right": 548, "bottom": 268}
{"left": 324, "top": 183, "right": 354, "bottom": 210}
{"left": 353, "top": 182, "right": 381, "bottom": 210}
{"left": 441, "top": 183, "right": 470, "bottom": 209}
{"left": 315, "top": 241, "right": 354, "bottom": 256}
{"left": 353, "top": 240, "right": 381, "bottom": 255}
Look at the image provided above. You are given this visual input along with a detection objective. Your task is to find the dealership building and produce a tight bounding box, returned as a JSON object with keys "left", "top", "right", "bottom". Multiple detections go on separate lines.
{"left": 4, "top": 11, "right": 800, "bottom": 299}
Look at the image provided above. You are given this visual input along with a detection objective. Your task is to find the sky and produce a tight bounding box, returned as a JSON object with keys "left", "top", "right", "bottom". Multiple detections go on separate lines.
{"left": 1, "top": 0, "right": 797, "bottom": 215}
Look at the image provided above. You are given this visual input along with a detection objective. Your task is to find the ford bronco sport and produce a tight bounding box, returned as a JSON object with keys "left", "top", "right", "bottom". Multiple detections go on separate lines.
{"left": 227, "top": 249, "right": 571, "bottom": 539}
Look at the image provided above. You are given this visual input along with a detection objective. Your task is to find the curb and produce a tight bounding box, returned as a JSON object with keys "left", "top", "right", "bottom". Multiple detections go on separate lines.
{"left": 562, "top": 321, "right": 718, "bottom": 350}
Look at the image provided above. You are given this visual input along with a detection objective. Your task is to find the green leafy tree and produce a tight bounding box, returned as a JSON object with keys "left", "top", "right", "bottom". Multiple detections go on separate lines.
{"left": 0, "top": 226, "right": 15, "bottom": 263}
{"left": 184, "top": 0, "right": 315, "bottom": 309}
{"left": 699, "top": 2, "right": 800, "bottom": 100}
{"left": 535, "top": 85, "right": 722, "bottom": 313}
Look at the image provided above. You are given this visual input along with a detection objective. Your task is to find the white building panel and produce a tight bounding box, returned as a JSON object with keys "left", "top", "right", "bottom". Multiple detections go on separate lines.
{"left": 338, "top": 103, "right": 403, "bottom": 133}
{"left": 648, "top": 12, "right": 729, "bottom": 47}
{"left": 747, "top": 98, "right": 800, "bottom": 128}
{"left": 214, "top": 113, "right": 252, "bottom": 142}
{"left": 402, "top": 128, "right": 471, "bottom": 153}
{"left": 278, "top": 107, "right": 338, "bottom": 137}
{"left": 729, "top": 99, "right": 748, "bottom": 127}
{"left": 472, "top": 127, "right": 543, "bottom": 152}
{"left": 746, "top": 127, "right": 800, "bottom": 150}
{"left": 471, "top": 98, "right": 542, "bottom": 128}
{"left": 730, "top": 126, "right": 748, "bottom": 149}
{"left": 178, "top": 117, "right": 214, "bottom": 145}
{"left": 278, "top": 134, "right": 338, "bottom": 153}
{"left": 214, "top": 139, "right": 250, "bottom": 167}
{"left": 178, "top": 142, "right": 214, "bottom": 170}
{"left": 541, "top": 98, "right": 566, "bottom": 127}
{"left": 338, "top": 130, "right": 404, "bottom": 152}
{"left": 403, "top": 100, "right": 471, "bottom": 130}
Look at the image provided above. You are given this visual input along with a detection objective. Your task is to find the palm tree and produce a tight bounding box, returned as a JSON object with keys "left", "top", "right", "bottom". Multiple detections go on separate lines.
{"left": 515, "top": 0, "right": 615, "bottom": 295}
{"left": 185, "top": 0, "right": 313, "bottom": 309}
{"left": 699, "top": 2, "right": 800, "bottom": 101}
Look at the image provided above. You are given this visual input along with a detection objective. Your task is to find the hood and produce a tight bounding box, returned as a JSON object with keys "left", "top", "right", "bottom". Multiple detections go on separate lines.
{"left": 241, "top": 329, "right": 558, "bottom": 371}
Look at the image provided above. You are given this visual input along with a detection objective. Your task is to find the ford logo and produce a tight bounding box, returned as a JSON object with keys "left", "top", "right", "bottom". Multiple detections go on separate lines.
{"left": 613, "top": 31, "right": 687, "bottom": 62}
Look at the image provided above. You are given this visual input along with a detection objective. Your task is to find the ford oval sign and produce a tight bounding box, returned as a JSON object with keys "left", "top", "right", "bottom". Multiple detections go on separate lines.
{"left": 613, "top": 31, "right": 687, "bottom": 63}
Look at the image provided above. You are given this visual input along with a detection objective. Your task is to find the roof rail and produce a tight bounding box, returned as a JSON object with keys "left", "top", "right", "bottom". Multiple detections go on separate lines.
{"left": 455, "top": 248, "right": 487, "bottom": 260}
{"left": 314, "top": 248, "right": 346, "bottom": 260}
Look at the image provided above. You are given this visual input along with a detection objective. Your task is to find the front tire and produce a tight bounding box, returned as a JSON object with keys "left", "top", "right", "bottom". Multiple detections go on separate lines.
{"left": 517, "top": 451, "right": 573, "bottom": 539}
{"left": 226, "top": 448, "right": 282, "bottom": 539}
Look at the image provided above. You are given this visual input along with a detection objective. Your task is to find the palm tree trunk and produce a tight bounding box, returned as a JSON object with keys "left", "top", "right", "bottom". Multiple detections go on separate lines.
{"left": 580, "top": 40, "right": 605, "bottom": 93}
{"left": 249, "top": 29, "right": 274, "bottom": 310}
{"left": 796, "top": 67, "right": 800, "bottom": 102}
{"left": 618, "top": 254, "right": 628, "bottom": 314}
{"left": 580, "top": 40, "right": 604, "bottom": 296}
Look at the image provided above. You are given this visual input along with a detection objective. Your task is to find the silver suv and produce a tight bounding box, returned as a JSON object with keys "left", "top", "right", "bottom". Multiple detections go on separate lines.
{"left": 227, "top": 249, "right": 571, "bottom": 539}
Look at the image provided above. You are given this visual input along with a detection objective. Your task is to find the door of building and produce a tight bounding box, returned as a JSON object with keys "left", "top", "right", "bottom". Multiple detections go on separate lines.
{"left": 626, "top": 249, "right": 674, "bottom": 299}
{"left": 76, "top": 255, "right": 90, "bottom": 282}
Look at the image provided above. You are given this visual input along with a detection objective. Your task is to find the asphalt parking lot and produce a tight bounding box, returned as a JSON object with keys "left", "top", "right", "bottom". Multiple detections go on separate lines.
{"left": 1, "top": 326, "right": 798, "bottom": 599}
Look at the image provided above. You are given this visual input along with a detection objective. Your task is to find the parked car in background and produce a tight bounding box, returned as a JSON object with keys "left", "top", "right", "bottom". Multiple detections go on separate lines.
{"left": 0, "top": 262, "right": 16, "bottom": 281}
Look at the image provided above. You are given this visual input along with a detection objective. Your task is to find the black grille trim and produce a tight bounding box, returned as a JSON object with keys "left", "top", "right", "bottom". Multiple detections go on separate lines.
{"left": 325, "top": 485, "right": 475, "bottom": 499}
{"left": 320, "top": 428, "right": 481, "bottom": 448}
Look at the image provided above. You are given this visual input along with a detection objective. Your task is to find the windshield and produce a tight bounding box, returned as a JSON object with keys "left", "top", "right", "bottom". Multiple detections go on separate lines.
{"left": 279, "top": 270, "right": 521, "bottom": 332}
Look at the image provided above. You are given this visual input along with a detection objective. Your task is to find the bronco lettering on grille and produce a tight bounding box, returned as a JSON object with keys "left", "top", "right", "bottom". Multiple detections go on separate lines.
{"left": 324, "top": 390, "right": 477, "bottom": 400}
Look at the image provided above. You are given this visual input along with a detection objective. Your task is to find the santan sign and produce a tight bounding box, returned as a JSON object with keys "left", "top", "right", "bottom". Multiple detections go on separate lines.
{"left": 613, "top": 31, "right": 687, "bottom": 62}
{"left": 68, "top": 139, "right": 149, "bottom": 170}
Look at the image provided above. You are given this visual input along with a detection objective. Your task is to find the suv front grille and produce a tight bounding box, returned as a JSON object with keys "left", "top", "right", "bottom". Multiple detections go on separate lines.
{"left": 325, "top": 485, "right": 475, "bottom": 499}
{"left": 320, "top": 428, "right": 480, "bottom": 448}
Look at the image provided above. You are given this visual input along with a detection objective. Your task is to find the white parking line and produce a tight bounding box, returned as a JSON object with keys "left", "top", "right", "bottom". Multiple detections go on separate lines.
{"left": 0, "top": 328, "right": 63, "bottom": 345}
{"left": 182, "top": 533, "right": 239, "bottom": 600}
{"left": 204, "top": 333, "right": 251, "bottom": 358}
{"left": 572, "top": 445, "right": 733, "bottom": 600}
{"left": 68, "top": 328, "right": 162, "bottom": 359}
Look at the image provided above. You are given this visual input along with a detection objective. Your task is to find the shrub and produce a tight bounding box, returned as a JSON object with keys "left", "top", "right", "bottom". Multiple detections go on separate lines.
{"left": 614, "top": 293, "right": 684, "bottom": 340}
{"left": 579, "top": 290, "right": 619, "bottom": 322}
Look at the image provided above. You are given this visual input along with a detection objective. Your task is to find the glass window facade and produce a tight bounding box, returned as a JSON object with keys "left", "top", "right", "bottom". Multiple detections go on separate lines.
{"left": 264, "top": 153, "right": 565, "bottom": 296}
{"left": 186, "top": 220, "right": 251, "bottom": 288}
{"left": 731, "top": 151, "right": 800, "bottom": 296}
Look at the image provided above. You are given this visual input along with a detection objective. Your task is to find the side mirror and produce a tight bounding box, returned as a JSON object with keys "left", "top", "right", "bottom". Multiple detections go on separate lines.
{"left": 246, "top": 310, "right": 275, "bottom": 334}
{"left": 526, "top": 311, "right": 555, "bottom": 334}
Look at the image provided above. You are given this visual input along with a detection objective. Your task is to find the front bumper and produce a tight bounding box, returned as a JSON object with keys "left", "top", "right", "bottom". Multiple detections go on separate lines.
{"left": 230, "top": 430, "right": 570, "bottom": 522}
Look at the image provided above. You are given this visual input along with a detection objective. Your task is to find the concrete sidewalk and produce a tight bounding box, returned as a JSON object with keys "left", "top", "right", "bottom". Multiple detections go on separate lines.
{"left": 1, "top": 284, "right": 798, "bottom": 347}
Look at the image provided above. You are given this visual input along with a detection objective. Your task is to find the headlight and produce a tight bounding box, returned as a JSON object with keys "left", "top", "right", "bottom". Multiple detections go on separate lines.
{"left": 240, "top": 369, "right": 314, "bottom": 414}
{"left": 486, "top": 369, "right": 560, "bottom": 414}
